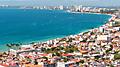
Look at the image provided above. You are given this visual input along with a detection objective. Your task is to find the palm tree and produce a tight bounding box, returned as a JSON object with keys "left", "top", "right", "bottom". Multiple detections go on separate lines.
{"left": 6, "top": 44, "right": 12, "bottom": 48}
{"left": 15, "top": 44, "right": 20, "bottom": 47}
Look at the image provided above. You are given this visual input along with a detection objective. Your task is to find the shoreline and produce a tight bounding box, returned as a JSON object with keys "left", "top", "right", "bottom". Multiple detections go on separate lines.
{"left": 0, "top": 11, "right": 113, "bottom": 52}
{"left": 0, "top": 10, "right": 113, "bottom": 52}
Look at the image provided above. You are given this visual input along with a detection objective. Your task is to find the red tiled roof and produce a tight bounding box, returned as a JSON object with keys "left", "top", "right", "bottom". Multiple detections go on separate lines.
{"left": 62, "top": 53, "right": 74, "bottom": 56}
{"left": 80, "top": 49, "right": 88, "bottom": 54}
{"left": 0, "top": 64, "right": 9, "bottom": 67}
{"left": 39, "top": 54, "right": 48, "bottom": 56}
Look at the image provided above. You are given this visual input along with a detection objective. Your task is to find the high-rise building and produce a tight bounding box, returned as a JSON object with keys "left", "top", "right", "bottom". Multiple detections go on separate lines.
{"left": 74, "top": 5, "right": 82, "bottom": 11}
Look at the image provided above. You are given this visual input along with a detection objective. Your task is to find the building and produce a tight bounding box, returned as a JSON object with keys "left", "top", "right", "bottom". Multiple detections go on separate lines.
{"left": 59, "top": 5, "right": 64, "bottom": 10}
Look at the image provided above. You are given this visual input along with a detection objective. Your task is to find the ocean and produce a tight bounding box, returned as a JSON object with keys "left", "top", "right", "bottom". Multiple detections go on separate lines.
{"left": 0, "top": 8, "right": 111, "bottom": 51}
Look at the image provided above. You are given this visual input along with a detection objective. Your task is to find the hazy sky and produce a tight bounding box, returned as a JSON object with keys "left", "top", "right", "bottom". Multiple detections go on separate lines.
{"left": 0, "top": 0, "right": 120, "bottom": 7}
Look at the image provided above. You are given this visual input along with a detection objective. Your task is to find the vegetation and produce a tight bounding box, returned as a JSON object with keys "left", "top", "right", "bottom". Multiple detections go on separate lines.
{"left": 6, "top": 43, "right": 21, "bottom": 50}
{"left": 79, "top": 60, "right": 84, "bottom": 64}
{"left": 42, "top": 56, "right": 48, "bottom": 60}
{"left": 66, "top": 38, "right": 75, "bottom": 43}
{"left": 64, "top": 45, "right": 79, "bottom": 53}
{"left": 95, "top": 56, "right": 101, "bottom": 60}
{"left": 44, "top": 45, "right": 79, "bottom": 54}
{"left": 61, "top": 57, "right": 68, "bottom": 62}
{"left": 55, "top": 52, "right": 61, "bottom": 56}
{"left": 114, "top": 53, "right": 120, "bottom": 60}
{"left": 110, "top": 64, "right": 114, "bottom": 67}
{"left": 95, "top": 52, "right": 100, "bottom": 54}
{"left": 105, "top": 50, "right": 110, "bottom": 54}
{"left": 59, "top": 38, "right": 67, "bottom": 42}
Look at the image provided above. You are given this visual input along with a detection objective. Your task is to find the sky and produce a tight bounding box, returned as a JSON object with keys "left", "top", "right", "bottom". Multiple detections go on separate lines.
{"left": 0, "top": 0, "right": 120, "bottom": 7}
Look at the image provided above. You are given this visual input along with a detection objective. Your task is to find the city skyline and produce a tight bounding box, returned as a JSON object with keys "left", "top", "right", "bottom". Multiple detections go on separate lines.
{"left": 0, "top": 0, "right": 120, "bottom": 7}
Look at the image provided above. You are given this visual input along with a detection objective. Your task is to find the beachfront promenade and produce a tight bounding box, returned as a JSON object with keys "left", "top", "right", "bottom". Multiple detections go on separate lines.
{"left": 0, "top": 9, "right": 120, "bottom": 67}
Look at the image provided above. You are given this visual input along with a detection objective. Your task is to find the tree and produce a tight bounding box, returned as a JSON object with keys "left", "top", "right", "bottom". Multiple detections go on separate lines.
{"left": 95, "top": 56, "right": 101, "bottom": 60}
{"left": 42, "top": 56, "right": 48, "bottom": 60}
{"left": 66, "top": 38, "right": 75, "bottom": 42}
{"left": 79, "top": 60, "right": 84, "bottom": 64}
{"left": 6, "top": 44, "right": 12, "bottom": 48}
{"left": 62, "top": 57, "right": 68, "bottom": 62}
{"left": 105, "top": 50, "right": 110, "bottom": 54}
{"left": 45, "top": 48, "right": 53, "bottom": 53}
{"left": 55, "top": 52, "right": 60, "bottom": 56}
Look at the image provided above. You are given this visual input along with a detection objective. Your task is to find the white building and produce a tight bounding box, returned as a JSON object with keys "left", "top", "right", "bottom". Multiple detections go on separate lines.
{"left": 74, "top": 5, "right": 82, "bottom": 11}
{"left": 97, "top": 35, "right": 108, "bottom": 41}
{"left": 57, "top": 62, "right": 65, "bottom": 67}
{"left": 57, "top": 62, "right": 75, "bottom": 67}
{"left": 59, "top": 5, "right": 64, "bottom": 10}
{"left": 99, "top": 27, "right": 104, "bottom": 32}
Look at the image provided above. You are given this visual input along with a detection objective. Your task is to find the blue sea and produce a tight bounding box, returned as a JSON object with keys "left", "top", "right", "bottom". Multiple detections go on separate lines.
{"left": 0, "top": 8, "right": 111, "bottom": 51}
